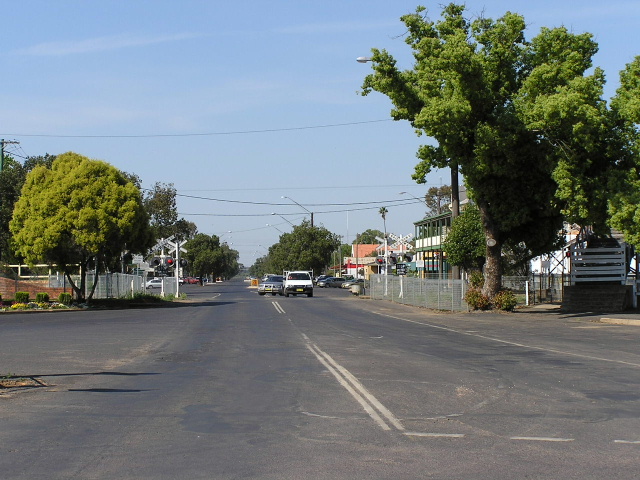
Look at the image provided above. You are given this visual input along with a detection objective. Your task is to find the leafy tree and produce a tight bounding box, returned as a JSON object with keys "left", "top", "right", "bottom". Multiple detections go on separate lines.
{"left": 360, "top": 4, "right": 621, "bottom": 296}
{"left": 353, "top": 229, "right": 384, "bottom": 244}
{"left": 249, "top": 255, "right": 272, "bottom": 277}
{"left": 442, "top": 204, "right": 485, "bottom": 271}
{"left": 608, "top": 56, "right": 640, "bottom": 248}
{"left": 444, "top": 204, "right": 537, "bottom": 275}
{"left": 143, "top": 182, "right": 198, "bottom": 244}
{"left": 425, "top": 185, "right": 452, "bottom": 216}
{"left": 144, "top": 182, "right": 177, "bottom": 238}
{"left": 10, "top": 152, "right": 152, "bottom": 301}
{"left": 0, "top": 154, "right": 56, "bottom": 264}
{"left": 339, "top": 243, "right": 352, "bottom": 260}
{"left": 184, "top": 233, "right": 220, "bottom": 281}
{"left": 266, "top": 220, "right": 340, "bottom": 274}
{"left": 184, "top": 234, "right": 239, "bottom": 282}
{"left": 174, "top": 218, "right": 198, "bottom": 241}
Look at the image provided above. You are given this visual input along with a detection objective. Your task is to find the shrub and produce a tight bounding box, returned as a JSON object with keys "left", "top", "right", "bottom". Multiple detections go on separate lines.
{"left": 464, "top": 288, "right": 490, "bottom": 310}
{"left": 58, "top": 292, "right": 72, "bottom": 305}
{"left": 36, "top": 293, "right": 50, "bottom": 303}
{"left": 468, "top": 270, "right": 484, "bottom": 289}
{"left": 15, "top": 292, "right": 29, "bottom": 303}
{"left": 492, "top": 289, "right": 518, "bottom": 311}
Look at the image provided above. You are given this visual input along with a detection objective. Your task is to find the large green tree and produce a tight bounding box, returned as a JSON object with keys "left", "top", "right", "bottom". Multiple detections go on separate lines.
{"left": 0, "top": 154, "right": 56, "bottom": 264}
{"left": 361, "top": 4, "right": 623, "bottom": 296}
{"left": 10, "top": 152, "right": 152, "bottom": 301}
{"left": 608, "top": 56, "right": 640, "bottom": 248}
{"left": 184, "top": 234, "right": 240, "bottom": 282}
{"left": 266, "top": 220, "right": 341, "bottom": 274}
{"left": 353, "top": 229, "right": 384, "bottom": 244}
{"left": 143, "top": 182, "right": 198, "bottom": 242}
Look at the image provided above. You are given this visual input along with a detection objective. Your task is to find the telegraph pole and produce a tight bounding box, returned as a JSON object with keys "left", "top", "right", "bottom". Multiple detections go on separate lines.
{"left": 0, "top": 139, "right": 20, "bottom": 172}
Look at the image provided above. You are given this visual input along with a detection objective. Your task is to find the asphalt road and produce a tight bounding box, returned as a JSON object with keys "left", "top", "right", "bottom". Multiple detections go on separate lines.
{"left": 1, "top": 279, "right": 639, "bottom": 479}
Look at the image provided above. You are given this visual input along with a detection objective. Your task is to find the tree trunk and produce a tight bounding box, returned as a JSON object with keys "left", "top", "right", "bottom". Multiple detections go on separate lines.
{"left": 87, "top": 269, "right": 99, "bottom": 301}
{"left": 65, "top": 271, "right": 81, "bottom": 301}
{"left": 478, "top": 200, "right": 502, "bottom": 298}
{"left": 482, "top": 242, "right": 502, "bottom": 298}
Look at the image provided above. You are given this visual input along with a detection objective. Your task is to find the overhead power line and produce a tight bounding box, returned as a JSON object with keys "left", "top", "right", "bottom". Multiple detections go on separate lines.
{"left": 179, "top": 199, "right": 420, "bottom": 217}
{"left": 151, "top": 188, "right": 422, "bottom": 208}
{"left": 1, "top": 119, "right": 393, "bottom": 139}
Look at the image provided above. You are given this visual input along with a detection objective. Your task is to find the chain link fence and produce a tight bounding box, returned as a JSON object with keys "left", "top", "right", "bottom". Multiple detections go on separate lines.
{"left": 367, "top": 274, "right": 468, "bottom": 311}
{"left": 366, "top": 273, "right": 566, "bottom": 311}
{"left": 49, "top": 273, "right": 174, "bottom": 299}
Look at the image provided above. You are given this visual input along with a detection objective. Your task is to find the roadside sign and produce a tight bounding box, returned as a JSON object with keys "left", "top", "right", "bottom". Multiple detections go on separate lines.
{"left": 396, "top": 263, "right": 407, "bottom": 275}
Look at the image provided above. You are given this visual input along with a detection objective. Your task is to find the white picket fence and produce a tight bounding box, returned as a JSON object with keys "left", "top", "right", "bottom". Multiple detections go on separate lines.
{"left": 569, "top": 247, "right": 626, "bottom": 285}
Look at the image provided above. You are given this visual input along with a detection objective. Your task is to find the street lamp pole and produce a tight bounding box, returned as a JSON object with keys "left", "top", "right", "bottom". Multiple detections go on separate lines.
{"left": 271, "top": 212, "right": 294, "bottom": 227}
{"left": 399, "top": 191, "right": 427, "bottom": 205}
{"left": 281, "top": 196, "right": 313, "bottom": 227}
{"left": 266, "top": 223, "right": 283, "bottom": 234}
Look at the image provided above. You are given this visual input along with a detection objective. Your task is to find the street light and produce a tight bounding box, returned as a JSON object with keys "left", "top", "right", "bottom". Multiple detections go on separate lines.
{"left": 399, "top": 191, "right": 427, "bottom": 205}
{"left": 266, "top": 223, "right": 283, "bottom": 234}
{"left": 271, "top": 212, "right": 294, "bottom": 227}
{"left": 281, "top": 196, "right": 314, "bottom": 227}
{"left": 356, "top": 56, "right": 372, "bottom": 63}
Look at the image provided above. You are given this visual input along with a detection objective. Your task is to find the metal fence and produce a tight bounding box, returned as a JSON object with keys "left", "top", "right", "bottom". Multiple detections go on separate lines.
{"left": 366, "top": 273, "right": 567, "bottom": 311}
{"left": 48, "top": 273, "right": 176, "bottom": 299}
{"left": 503, "top": 274, "right": 565, "bottom": 305}
{"left": 367, "top": 274, "right": 468, "bottom": 311}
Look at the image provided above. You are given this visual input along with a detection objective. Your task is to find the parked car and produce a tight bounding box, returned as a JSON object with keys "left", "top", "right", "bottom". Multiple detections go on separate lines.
{"left": 258, "top": 275, "right": 284, "bottom": 296}
{"left": 146, "top": 278, "right": 163, "bottom": 289}
{"left": 326, "top": 277, "right": 346, "bottom": 288}
{"left": 314, "top": 274, "right": 330, "bottom": 285}
{"left": 316, "top": 277, "right": 333, "bottom": 288}
{"left": 341, "top": 278, "right": 364, "bottom": 288}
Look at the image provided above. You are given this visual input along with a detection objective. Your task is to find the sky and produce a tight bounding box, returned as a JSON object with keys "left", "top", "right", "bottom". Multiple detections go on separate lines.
{"left": 2, "top": 1, "right": 639, "bottom": 267}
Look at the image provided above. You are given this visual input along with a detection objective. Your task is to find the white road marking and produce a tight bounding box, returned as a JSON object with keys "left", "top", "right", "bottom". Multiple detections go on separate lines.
{"left": 404, "top": 432, "right": 465, "bottom": 438}
{"left": 305, "top": 342, "right": 391, "bottom": 431}
{"left": 311, "top": 344, "right": 405, "bottom": 431}
{"left": 614, "top": 440, "right": 640, "bottom": 444}
{"left": 301, "top": 411, "right": 342, "bottom": 419}
{"left": 511, "top": 436, "right": 574, "bottom": 442}
{"left": 272, "top": 301, "right": 285, "bottom": 314}
{"left": 372, "top": 312, "right": 640, "bottom": 368}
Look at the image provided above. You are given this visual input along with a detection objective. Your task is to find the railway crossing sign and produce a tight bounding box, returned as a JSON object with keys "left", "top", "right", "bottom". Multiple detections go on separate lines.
{"left": 388, "top": 233, "right": 414, "bottom": 251}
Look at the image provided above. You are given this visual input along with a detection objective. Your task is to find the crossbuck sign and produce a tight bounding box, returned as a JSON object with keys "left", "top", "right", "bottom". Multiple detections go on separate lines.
{"left": 387, "top": 233, "right": 414, "bottom": 251}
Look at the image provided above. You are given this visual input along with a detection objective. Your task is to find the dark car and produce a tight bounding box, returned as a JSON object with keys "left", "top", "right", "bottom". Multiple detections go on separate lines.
{"left": 314, "top": 275, "right": 330, "bottom": 285}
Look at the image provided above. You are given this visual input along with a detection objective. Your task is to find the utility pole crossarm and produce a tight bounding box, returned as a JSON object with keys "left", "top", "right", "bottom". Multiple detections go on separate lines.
{"left": 0, "top": 139, "right": 20, "bottom": 172}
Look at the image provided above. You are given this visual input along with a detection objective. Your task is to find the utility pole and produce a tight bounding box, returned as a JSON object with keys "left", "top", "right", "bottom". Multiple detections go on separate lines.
{"left": 0, "top": 139, "right": 20, "bottom": 172}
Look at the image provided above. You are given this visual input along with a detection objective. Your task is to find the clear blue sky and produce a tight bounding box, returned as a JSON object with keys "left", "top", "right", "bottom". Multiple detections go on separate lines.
{"left": 2, "top": 1, "right": 639, "bottom": 266}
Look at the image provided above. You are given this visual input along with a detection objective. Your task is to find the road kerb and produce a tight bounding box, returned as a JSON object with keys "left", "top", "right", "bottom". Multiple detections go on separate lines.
{"left": 599, "top": 317, "right": 640, "bottom": 326}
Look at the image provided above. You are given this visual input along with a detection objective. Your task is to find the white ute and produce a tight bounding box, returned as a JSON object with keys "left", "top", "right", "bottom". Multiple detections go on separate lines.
{"left": 283, "top": 270, "right": 314, "bottom": 297}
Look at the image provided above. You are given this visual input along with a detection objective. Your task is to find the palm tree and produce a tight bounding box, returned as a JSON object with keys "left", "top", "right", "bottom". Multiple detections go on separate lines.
{"left": 379, "top": 207, "right": 388, "bottom": 235}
